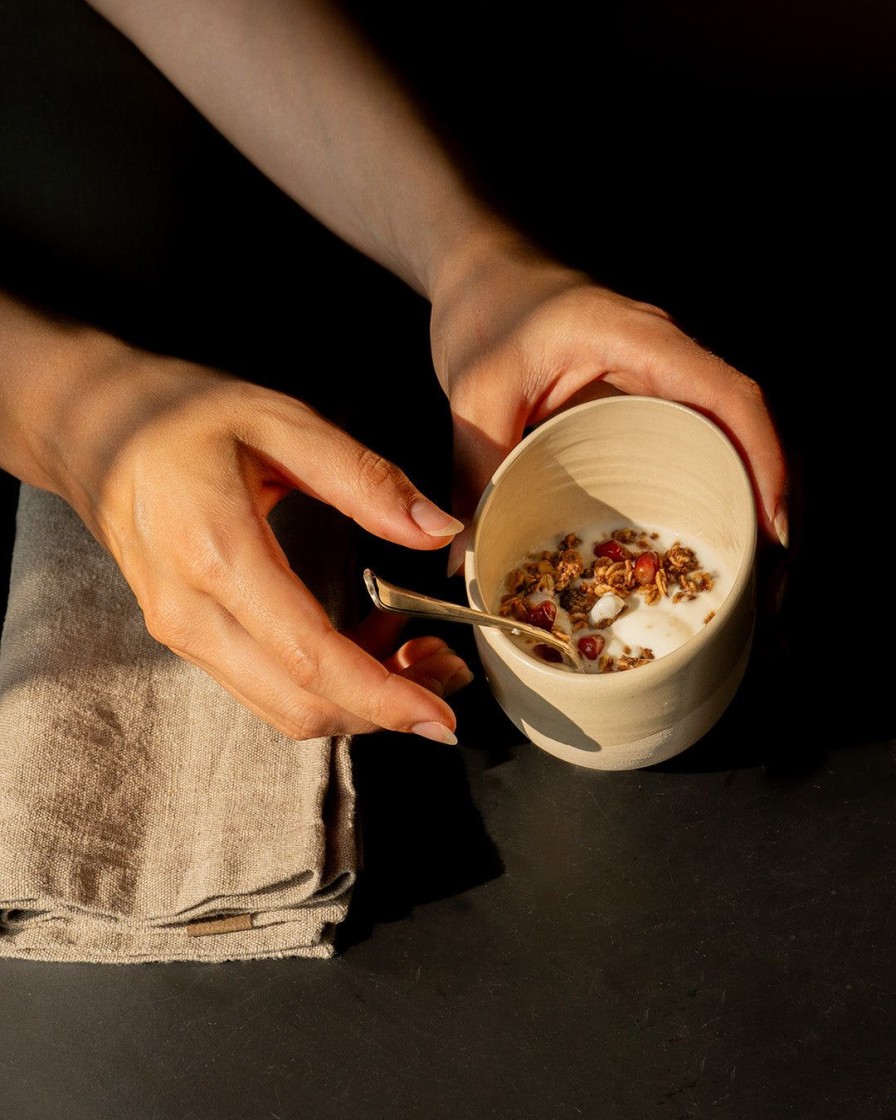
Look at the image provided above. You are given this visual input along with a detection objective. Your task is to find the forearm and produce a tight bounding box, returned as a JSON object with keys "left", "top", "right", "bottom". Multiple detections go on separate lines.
{"left": 0, "top": 291, "right": 208, "bottom": 519}
{"left": 83, "top": 0, "right": 508, "bottom": 299}
{"left": 0, "top": 292, "right": 112, "bottom": 496}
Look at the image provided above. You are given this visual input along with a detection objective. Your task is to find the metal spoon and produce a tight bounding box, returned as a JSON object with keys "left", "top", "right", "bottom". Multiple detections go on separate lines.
{"left": 363, "top": 569, "right": 584, "bottom": 671}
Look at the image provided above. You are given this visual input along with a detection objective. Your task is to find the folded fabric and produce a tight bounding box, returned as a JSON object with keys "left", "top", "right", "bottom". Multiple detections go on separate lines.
{"left": 0, "top": 484, "right": 357, "bottom": 963}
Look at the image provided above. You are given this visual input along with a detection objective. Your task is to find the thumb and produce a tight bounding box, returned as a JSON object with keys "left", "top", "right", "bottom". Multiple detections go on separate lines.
{"left": 446, "top": 397, "right": 528, "bottom": 578}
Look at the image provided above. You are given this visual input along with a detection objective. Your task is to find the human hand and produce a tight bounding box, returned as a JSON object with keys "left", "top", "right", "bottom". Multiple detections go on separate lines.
{"left": 23, "top": 338, "right": 471, "bottom": 744}
{"left": 430, "top": 237, "right": 788, "bottom": 575}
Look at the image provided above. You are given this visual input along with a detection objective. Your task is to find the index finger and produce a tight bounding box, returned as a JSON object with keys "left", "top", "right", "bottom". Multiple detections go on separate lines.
{"left": 608, "top": 333, "right": 789, "bottom": 547}
{"left": 216, "top": 518, "right": 460, "bottom": 740}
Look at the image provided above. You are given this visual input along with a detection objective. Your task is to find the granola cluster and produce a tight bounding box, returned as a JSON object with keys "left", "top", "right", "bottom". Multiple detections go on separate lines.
{"left": 499, "top": 527, "right": 716, "bottom": 672}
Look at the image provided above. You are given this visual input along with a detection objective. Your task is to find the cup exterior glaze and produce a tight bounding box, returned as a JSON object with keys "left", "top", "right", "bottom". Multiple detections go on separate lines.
{"left": 464, "top": 396, "right": 758, "bottom": 770}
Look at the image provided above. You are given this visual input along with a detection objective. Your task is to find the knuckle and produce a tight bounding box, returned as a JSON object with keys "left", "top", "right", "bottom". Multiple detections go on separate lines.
{"left": 355, "top": 447, "right": 403, "bottom": 493}
{"left": 640, "top": 300, "right": 674, "bottom": 323}
{"left": 180, "top": 531, "right": 235, "bottom": 592}
{"left": 281, "top": 639, "right": 324, "bottom": 691}
{"left": 141, "top": 597, "right": 195, "bottom": 653}
{"left": 277, "top": 701, "right": 327, "bottom": 742}
{"left": 360, "top": 679, "right": 406, "bottom": 733}
{"left": 740, "top": 372, "right": 767, "bottom": 403}
{"left": 621, "top": 294, "right": 675, "bottom": 325}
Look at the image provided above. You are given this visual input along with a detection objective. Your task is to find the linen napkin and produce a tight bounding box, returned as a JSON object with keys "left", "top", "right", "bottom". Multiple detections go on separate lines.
{"left": 0, "top": 483, "right": 358, "bottom": 962}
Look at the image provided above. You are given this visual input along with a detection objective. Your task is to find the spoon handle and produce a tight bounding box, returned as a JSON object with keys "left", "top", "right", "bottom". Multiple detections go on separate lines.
{"left": 363, "top": 569, "right": 582, "bottom": 670}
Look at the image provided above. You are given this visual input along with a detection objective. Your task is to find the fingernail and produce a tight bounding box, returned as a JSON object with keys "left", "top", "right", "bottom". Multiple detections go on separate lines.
{"left": 446, "top": 535, "right": 465, "bottom": 577}
{"left": 773, "top": 497, "right": 789, "bottom": 550}
{"left": 410, "top": 498, "right": 464, "bottom": 538}
{"left": 411, "top": 721, "right": 458, "bottom": 745}
{"left": 443, "top": 666, "right": 475, "bottom": 696}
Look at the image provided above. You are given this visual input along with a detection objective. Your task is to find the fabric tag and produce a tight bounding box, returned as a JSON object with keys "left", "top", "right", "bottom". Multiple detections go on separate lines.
{"left": 186, "top": 913, "right": 255, "bottom": 938}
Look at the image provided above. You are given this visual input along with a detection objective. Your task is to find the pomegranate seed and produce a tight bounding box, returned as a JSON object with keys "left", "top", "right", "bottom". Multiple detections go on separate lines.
{"left": 577, "top": 634, "right": 605, "bottom": 661}
{"left": 527, "top": 600, "right": 557, "bottom": 632}
{"left": 634, "top": 550, "right": 659, "bottom": 585}
{"left": 593, "top": 539, "right": 628, "bottom": 562}
{"left": 533, "top": 643, "right": 563, "bottom": 663}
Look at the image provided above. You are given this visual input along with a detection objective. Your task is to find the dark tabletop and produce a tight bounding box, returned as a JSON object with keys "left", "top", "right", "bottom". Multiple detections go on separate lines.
{"left": 1, "top": 708, "right": 895, "bottom": 1120}
{"left": 1, "top": 2, "right": 894, "bottom": 1117}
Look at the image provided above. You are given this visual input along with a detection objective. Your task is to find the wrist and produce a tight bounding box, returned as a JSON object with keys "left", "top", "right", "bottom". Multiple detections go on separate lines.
{"left": 0, "top": 294, "right": 145, "bottom": 516}
{"left": 426, "top": 219, "right": 533, "bottom": 306}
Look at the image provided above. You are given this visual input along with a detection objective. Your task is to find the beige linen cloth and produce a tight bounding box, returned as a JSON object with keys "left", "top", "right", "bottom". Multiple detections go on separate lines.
{"left": 0, "top": 484, "right": 358, "bottom": 962}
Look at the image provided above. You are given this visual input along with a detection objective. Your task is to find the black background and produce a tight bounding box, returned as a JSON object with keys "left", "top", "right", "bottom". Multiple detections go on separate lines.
{"left": 1, "top": 0, "right": 893, "bottom": 743}
{"left": 1, "top": 2, "right": 894, "bottom": 1117}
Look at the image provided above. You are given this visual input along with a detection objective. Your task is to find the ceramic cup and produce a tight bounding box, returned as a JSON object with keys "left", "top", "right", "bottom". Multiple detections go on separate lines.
{"left": 464, "top": 396, "right": 758, "bottom": 770}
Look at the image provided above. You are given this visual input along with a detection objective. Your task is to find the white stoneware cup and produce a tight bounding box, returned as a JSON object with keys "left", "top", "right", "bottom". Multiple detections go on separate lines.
{"left": 464, "top": 396, "right": 758, "bottom": 770}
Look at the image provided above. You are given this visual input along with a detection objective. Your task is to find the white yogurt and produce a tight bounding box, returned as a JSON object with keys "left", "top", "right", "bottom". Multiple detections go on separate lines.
{"left": 499, "top": 522, "right": 732, "bottom": 673}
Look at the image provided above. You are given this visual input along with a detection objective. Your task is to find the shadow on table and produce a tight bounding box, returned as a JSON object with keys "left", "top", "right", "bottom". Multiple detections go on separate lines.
{"left": 654, "top": 453, "right": 894, "bottom": 779}
{"left": 335, "top": 727, "right": 505, "bottom": 951}
{"left": 0, "top": 474, "right": 18, "bottom": 623}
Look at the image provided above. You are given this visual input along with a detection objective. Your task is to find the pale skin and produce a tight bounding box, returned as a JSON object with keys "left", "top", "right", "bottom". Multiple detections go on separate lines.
{"left": 0, "top": 0, "right": 788, "bottom": 745}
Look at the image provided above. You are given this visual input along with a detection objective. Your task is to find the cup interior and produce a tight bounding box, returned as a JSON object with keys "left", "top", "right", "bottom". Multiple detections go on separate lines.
{"left": 467, "top": 396, "right": 756, "bottom": 637}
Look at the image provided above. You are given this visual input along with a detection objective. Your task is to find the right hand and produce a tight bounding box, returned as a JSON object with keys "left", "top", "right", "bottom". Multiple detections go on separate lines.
{"left": 428, "top": 240, "right": 789, "bottom": 575}
{"left": 30, "top": 340, "right": 470, "bottom": 744}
